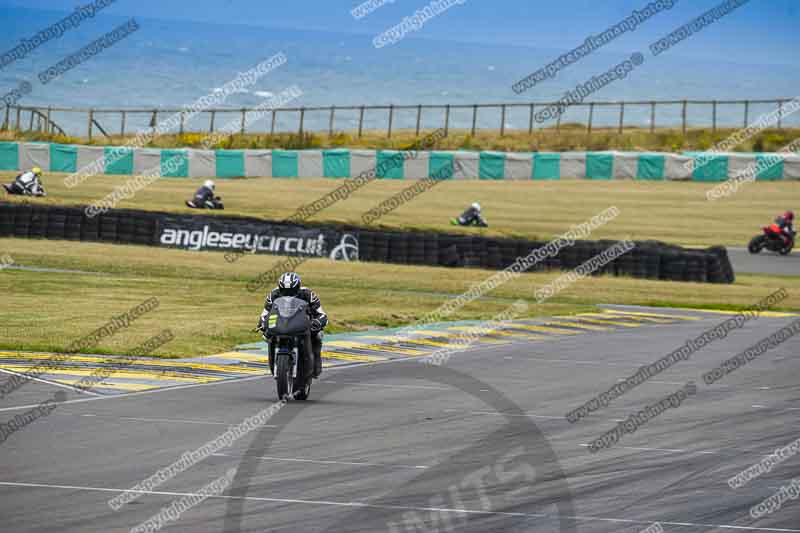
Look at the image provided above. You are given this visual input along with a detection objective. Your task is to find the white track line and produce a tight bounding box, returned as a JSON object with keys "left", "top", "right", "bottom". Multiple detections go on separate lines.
{"left": 0, "top": 368, "right": 103, "bottom": 397}
{"left": 211, "top": 452, "right": 428, "bottom": 469}
{"left": 0, "top": 481, "right": 796, "bottom": 532}
{"left": 579, "top": 443, "right": 718, "bottom": 455}
{"left": 61, "top": 414, "right": 243, "bottom": 426}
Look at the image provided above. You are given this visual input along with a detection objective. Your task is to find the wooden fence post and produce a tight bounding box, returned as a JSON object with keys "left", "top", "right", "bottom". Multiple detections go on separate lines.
{"left": 681, "top": 100, "right": 687, "bottom": 135}
{"left": 387, "top": 105, "right": 394, "bottom": 139}
{"left": 209, "top": 110, "right": 216, "bottom": 133}
{"left": 650, "top": 101, "right": 656, "bottom": 133}
{"left": 121, "top": 110, "right": 127, "bottom": 137}
{"left": 471, "top": 104, "right": 477, "bottom": 136}
{"left": 500, "top": 104, "right": 506, "bottom": 137}
{"left": 2, "top": 106, "right": 9, "bottom": 131}
{"left": 444, "top": 104, "right": 450, "bottom": 137}
{"left": 415, "top": 105, "right": 422, "bottom": 137}
{"left": 87, "top": 109, "right": 94, "bottom": 140}
{"left": 587, "top": 103, "right": 595, "bottom": 135}
{"left": 358, "top": 106, "right": 365, "bottom": 138}
{"left": 240, "top": 108, "right": 247, "bottom": 135}
{"left": 45, "top": 106, "right": 52, "bottom": 135}
{"left": 328, "top": 106, "right": 335, "bottom": 137}
{"left": 271, "top": 110, "right": 277, "bottom": 135}
{"left": 618, "top": 103, "right": 625, "bottom": 134}
{"left": 179, "top": 110, "right": 185, "bottom": 136}
{"left": 28, "top": 110, "right": 34, "bottom": 132}
{"left": 778, "top": 100, "right": 785, "bottom": 130}
{"left": 15, "top": 106, "right": 21, "bottom": 131}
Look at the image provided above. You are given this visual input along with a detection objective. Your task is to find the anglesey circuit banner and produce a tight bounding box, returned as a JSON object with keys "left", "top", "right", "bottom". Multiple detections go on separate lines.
{"left": 156, "top": 213, "right": 359, "bottom": 260}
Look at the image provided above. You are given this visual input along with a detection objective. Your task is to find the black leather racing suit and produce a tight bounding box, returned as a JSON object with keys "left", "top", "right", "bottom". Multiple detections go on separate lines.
{"left": 455, "top": 206, "right": 488, "bottom": 227}
{"left": 260, "top": 287, "right": 328, "bottom": 377}
{"left": 188, "top": 186, "right": 222, "bottom": 209}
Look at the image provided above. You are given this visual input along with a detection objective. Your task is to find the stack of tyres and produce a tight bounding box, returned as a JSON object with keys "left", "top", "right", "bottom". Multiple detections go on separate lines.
{"left": 133, "top": 216, "right": 156, "bottom": 245}
{"left": 485, "top": 240, "right": 504, "bottom": 269}
{"left": 355, "top": 231, "right": 374, "bottom": 262}
{"left": 388, "top": 232, "right": 409, "bottom": 264}
{"left": 116, "top": 216, "right": 137, "bottom": 245}
{"left": 684, "top": 251, "right": 708, "bottom": 283}
{"left": 81, "top": 211, "right": 100, "bottom": 241}
{"left": 423, "top": 232, "right": 439, "bottom": 265}
{"left": 436, "top": 235, "right": 460, "bottom": 267}
{"left": 461, "top": 236, "right": 482, "bottom": 268}
{"left": 45, "top": 210, "right": 68, "bottom": 240}
{"left": 558, "top": 242, "right": 578, "bottom": 270}
{"left": 0, "top": 204, "right": 15, "bottom": 236}
{"left": 13, "top": 204, "right": 32, "bottom": 238}
{"left": 28, "top": 206, "right": 48, "bottom": 238}
{"left": 639, "top": 246, "right": 662, "bottom": 279}
{"left": 594, "top": 240, "right": 620, "bottom": 276}
{"left": 499, "top": 240, "right": 519, "bottom": 269}
{"left": 407, "top": 233, "right": 427, "bottom": 265}
{"left": 65, "top": 212, "right": 83, "bottom": 241}
{"left": 371, "top": 232, "right": 391, "bottom": 263}
{"left": 99, "top": 214, "right": 118, "bottom": 242}
{"left": 660, "top": 251, "right": 687, "bottom": 282}
{"left": 706, "top": 246, "right": 735, "bottom": 283}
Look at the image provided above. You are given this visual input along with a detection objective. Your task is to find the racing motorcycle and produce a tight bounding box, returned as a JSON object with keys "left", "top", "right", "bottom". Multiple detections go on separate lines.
{"left": 263, "top": 296, "right": 314, "bottom": 400}
{"left": 748, "top": 223, "right": 794, "bottom": 255}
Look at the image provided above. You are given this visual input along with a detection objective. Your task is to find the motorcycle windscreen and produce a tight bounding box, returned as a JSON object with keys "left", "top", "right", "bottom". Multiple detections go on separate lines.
{"left": 267, "top": 296, "right": 311, "bottom": 336}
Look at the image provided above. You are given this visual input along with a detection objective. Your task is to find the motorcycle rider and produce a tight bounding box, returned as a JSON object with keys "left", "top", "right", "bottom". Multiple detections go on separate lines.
{"left": 186, "top": 179, "right": 224, "bottom": 209}
{"left": 451, "top": 202, "right": 488, "bottom": 227}
{"left": 258, "top": 272, "right": 327, "bottom": 378}
{"left": 3, "top": 167, "right": 45, "bottom": 196}
{"left": 775, "top": 210, "right": 795, "bottom": 247}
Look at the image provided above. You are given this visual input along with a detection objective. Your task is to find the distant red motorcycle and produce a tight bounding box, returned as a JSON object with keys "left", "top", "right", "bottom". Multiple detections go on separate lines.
{"left": 748, "top": 223, "right": 794, "bottom": 255}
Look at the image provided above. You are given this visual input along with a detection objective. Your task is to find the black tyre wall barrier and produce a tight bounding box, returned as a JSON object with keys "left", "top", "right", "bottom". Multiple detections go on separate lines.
{"left": 0, "top": 202, "right": 734, "bottom": 284}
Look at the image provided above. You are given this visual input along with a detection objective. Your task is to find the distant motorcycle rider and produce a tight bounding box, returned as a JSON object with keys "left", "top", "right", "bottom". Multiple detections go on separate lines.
{"left": 258, "top": 272, "right": 327, "bottom": 378}
{"left": 451, "top": 202, "right": 488, "bottom": 227}
{"left": 3, "top": 167, "right": 45, "bottom": 196}
{"left": 775, "top": 210, "right": 795, "bottom": 246}
{"left": 186, "top": 180, "right": 224, "bottom": 209}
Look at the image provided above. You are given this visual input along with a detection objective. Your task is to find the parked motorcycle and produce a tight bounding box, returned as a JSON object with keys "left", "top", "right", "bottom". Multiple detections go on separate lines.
{"left": 263, "top": 296, "right": 314, "bottom": 400}
{"left": 748, "top": 223, "right": 794, "bottom": 255}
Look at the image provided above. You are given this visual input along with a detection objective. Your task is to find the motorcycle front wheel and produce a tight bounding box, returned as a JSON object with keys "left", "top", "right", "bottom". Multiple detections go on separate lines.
{"left": 275, "top": 353, "right": 292, "bottom": 400}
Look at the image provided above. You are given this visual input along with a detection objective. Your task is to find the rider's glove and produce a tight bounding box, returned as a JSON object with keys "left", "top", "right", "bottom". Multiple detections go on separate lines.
{"left": 311, "top": 318, "right": 323, "bottom": 331}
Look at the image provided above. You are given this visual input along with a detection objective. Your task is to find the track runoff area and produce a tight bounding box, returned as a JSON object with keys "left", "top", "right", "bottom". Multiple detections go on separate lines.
{"left": 0, "top": 303, "right": 799, "bottom": 532}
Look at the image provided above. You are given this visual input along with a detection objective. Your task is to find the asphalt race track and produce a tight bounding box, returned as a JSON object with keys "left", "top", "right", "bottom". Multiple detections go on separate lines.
{"left": 728, "top": 247, "right": 800, "bottom": 276}
{"left": 1, "top": 307, "right": 799, "bottom": 532}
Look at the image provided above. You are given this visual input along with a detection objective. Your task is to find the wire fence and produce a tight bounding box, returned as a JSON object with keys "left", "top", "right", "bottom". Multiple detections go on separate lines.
{"left": 3, "top": 97, "right": 798, "bottom": 141}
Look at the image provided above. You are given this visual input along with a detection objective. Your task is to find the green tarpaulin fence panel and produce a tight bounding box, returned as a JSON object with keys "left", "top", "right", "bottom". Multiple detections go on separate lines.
{"left": 104, "top": 147, "right": 134, "bottom": 175}
{"left": 533, "top": 153, "right": 560, "bottom": 180}
{"left": 0, "top": 142, "right": 19, "bottom": 171}
{"left": 756, "top": 154, "right": 784, "bottom": 181}
{"left": 272, "top": 150, "right": 298, "bottom": 178}
{"left": 691, "top": 154, "right": 729, "bottom": 182}
{"left": 429, "top": 152, "right": 454, "bottom": 180}
{"left": 637, "top": 154, "right": 665, "bottom": 180}
{"left": 161, "top": 150, "right": 189, "bottom": 178}
{"left": 586, "top": 153, "right": 613, "bottom": 179}
{"left": 50, "top": 144, "right": 78, "bottom": 173}
{"left": 323, "top": 150, "right": 350, "bottom": 178}
{"left": 479, "top": 152, "right": 505, "bottom": 180}
{"left": 215, "top": 150, "right": 245, "bottom": 178}
{"left": 377, "top": 151, "right": 405, "bottom": 179}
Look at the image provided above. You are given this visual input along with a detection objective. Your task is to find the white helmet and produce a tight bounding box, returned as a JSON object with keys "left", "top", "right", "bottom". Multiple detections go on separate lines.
{"left": 204, "top": 180, "right": 215, "bottom": 190}
{"left": 471, "top": 202, "right": 481, "bottom": 211}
